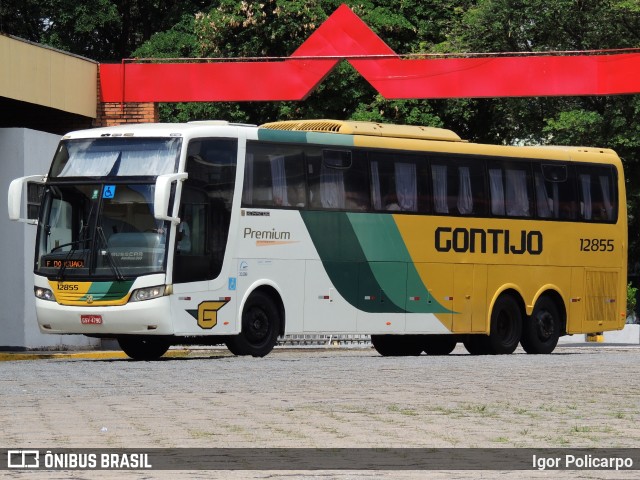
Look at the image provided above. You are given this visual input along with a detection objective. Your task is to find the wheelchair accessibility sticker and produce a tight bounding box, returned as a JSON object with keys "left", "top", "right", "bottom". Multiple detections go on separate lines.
{"left": 103, "top": 185, "right": 116, "bottom": 199}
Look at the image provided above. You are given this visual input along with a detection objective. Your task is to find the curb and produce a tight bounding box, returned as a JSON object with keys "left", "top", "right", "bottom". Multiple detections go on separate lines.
{"left": 0, "top": 349, "right": 192, "bottom": 362}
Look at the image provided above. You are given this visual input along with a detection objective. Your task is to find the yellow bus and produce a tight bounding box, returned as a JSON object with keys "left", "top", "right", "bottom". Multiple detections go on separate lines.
{"left": 8, "top": 119, "right": 627, "bottom": 359}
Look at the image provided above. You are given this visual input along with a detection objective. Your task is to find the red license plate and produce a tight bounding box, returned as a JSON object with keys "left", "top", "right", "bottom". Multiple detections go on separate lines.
{"left": 81, "top": 314, "right": 103, "bottom": 325}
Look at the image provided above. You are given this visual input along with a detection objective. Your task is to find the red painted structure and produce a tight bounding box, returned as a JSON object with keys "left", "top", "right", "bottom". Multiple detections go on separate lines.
{"left": 99, "top": 4, "right": 640, "bottom": 103}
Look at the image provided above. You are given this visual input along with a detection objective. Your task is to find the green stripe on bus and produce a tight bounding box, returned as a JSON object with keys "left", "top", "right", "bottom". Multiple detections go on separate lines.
{"left": 83, "top": 281, "right": 133, "bottom": 300}
{"left": 257, "top": 129, "right": 309, "bottom": 143}
{"left": 347, "top": 213, "right": 452, "bottom": 314}
{"left": 300, "top": 210, "right": 404, "bottom": 313}
{"left": 300, "top": 211, "right": 452, "bottom": 314}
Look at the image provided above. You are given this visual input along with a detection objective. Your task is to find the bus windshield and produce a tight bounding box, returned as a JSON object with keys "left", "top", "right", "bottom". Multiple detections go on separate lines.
{"left": 35, "top": 183, "right": 169, "bottom": 279}
{"left": 49, "top": 137, "right": 182, "bottom": 178}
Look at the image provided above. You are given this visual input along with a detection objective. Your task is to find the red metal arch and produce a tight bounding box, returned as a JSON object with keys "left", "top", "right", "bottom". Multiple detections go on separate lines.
{"left": 99, "top": 3, "right": 640, "bottom": 102}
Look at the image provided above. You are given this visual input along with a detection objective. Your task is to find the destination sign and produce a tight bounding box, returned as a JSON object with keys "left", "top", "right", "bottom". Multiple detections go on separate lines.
{"left": 44, "top": 259, "right": 85, "bottom": 268}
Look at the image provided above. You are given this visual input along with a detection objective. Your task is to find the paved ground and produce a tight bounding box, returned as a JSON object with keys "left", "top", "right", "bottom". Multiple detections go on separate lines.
{"left": 1, "top": 344, "right": 638, "bottom": 479}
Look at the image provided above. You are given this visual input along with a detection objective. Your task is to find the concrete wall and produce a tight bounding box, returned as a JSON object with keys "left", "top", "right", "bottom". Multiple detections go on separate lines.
{"left": 0, "top": 128, "right": 99, "bottom": 349}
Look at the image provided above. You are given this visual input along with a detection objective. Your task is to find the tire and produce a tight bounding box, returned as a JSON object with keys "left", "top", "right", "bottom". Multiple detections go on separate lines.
{"left": 422, "top": 335, "right": 457, "bottom": 355}
{"left": 118, "top": 336, "right": 170, "bottom": 361}
{"left": 371, "top": 335, "right": 423, "bottom": 356}
{"left": 463, "top": 335, "right": 492, "bottom": 355}
{"left": 488, "top": 295, "right": 523, "bottom": 354}
{"left": 521, "top": 296, "right": 561, "bottom": 354}
{"left": 225, "top": 291, "right": 281, "bottom": 357}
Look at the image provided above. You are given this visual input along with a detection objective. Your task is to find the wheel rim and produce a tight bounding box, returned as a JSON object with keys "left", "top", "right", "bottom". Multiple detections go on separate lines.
{"left": 534, "top": 309, "right": 555, "bottom": 341}
{"left": 496, "top": 309, "right": 518, "bottom": 344}
{"left": 245, "top": 306, "right": 270, "bottom": 344}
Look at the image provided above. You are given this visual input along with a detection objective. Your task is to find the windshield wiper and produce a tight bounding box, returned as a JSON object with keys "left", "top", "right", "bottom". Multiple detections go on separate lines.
{"left": 55, "top": 242, "right": 87, "bottom": 281}
{"left": 96, "top": 226, "right": 125, "bottom": 281}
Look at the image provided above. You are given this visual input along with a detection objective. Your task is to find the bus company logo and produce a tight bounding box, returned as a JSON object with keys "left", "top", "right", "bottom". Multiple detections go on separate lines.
{"left": 241, "top": 210, "right": 270, "bottom": 217}
{"left": 197, "top": 300, "right": 229, "bottom": 329}
{"left": 7, "top": 450, "right": 39, "bottom": 469}
{"left": 435, "top": 227, "right": 543, "bottom": 255}
{"left": 243, "top": 227, "right": 299, "bottom": 247}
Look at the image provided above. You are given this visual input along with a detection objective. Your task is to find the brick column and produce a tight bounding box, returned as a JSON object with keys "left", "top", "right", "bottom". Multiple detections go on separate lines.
{"left": 94, "top": 102, "right": 159, "bottom": 127}
{"left": 94, "top": 68, "right": 159, "bottom": 127}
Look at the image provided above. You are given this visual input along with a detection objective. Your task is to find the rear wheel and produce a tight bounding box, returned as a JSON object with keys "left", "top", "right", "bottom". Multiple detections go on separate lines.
{"left": 118, "top": 336, "right": 170, "bottom": 361}
{"left": 487, "top": 295, "right": 523, "bottom": 354}
{"left": 226, "top": 291, "right": 281, "bottom": 357}
{"left": 371, "top": 335, "right": 423, "bottom": 356}
{"left": 422, "top": 335, "right": 457, "bottom": 355}
{"left": 521, "top": 296, "right": 561, "bottom": 354}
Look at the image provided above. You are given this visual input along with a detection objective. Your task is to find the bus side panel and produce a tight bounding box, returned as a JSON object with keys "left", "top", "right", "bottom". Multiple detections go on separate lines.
{"left": 582, "top": 268, "right": 625, "bottom": 333}
{"left": 453, "top": 263, "right": 488, "bottom": 333}
{"left": 303, "top": 260, "right": 357, "bottom": 333}
{"left": 485, "top": 264, "right": 572, "bottom": 320}
{"left": 236, "top": 258, "right": 306, "bottom": 334}
{"left": 568, "top": 267, "right": 585, "bottom": 334}
{"left": 170, "top": 280, "right": 238, "bottom": 336}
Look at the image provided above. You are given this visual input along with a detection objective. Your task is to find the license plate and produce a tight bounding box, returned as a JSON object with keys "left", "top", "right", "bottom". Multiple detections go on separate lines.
{"left": 81, "top": 314, "right": 103, "bottom": 325}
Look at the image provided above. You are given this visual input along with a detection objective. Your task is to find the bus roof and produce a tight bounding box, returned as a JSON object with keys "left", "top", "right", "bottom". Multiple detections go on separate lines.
{"left": 60, "top": 121, "right": 258, "bottom": 140}
{"left": 260, "top": 119, "right": 462, "bottom": 142}
{"left": 58, "top": 120, "right": 618, "bottom": 162}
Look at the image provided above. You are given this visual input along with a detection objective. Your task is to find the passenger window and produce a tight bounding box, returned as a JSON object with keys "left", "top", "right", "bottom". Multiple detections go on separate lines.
{"left": 534, "top": 163, "right": 577, "bottom": 220}
{"left": 431, "top": 158, "right": 486, "bottom": 216}
{"left": 489, "top": 162, "right": 532, "bottom": 217}
{"left": 307, "top": 149, "right": 369, "bottom": 211}
{"left": 370, "top": 153, "right": 424, "bottom": 213}
{"left": 577, "top": 165, "right": 617, "bottom": 222}
{"left": 243, "top": 143, "right": 306, "bottom": 208}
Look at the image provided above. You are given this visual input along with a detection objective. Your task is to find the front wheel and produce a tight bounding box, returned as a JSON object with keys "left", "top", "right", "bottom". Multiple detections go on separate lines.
{"left": 226, "top": 291, "right": 281, "bottom": 357}
{"left": 521, "top": 296, "right": 561, "bottom": 354}
{"left": 118, "top": 336, "right": 170, "bottom": 361}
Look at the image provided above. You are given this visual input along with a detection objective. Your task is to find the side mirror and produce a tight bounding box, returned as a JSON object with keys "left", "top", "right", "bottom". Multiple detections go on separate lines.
{"left": 8, "top": 175, "right": 45, "bottom": 224}
{"left": 153, "top": 173, "right": 187, "bottom": 224}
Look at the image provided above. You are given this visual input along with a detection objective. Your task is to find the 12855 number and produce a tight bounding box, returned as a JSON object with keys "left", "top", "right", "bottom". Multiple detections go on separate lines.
{"left": 580, "top": 238, "right": 614, "bottom": 252}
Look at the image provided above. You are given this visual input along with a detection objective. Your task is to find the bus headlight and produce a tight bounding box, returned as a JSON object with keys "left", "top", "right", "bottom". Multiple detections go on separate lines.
{"left": 34, "top": 287, "right": 56, "bottom": 301}
{"left": 130, "top": 285, "right": 166, "bottom": 302}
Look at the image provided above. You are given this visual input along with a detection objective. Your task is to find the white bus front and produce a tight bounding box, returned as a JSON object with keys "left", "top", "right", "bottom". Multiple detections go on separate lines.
{"left": 31, "top": 136, "right": 182, "bottom": 342}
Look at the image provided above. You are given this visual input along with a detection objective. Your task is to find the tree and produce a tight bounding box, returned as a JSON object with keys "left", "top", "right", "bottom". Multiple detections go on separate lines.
{"left": 136, "top": 0, "right": 472, "bottom": 125}
{"left": 0, "top": 0, "right": 210, "bottom": 61}
{"left": 445, "top": 0, "right": 640, "bottom": 267}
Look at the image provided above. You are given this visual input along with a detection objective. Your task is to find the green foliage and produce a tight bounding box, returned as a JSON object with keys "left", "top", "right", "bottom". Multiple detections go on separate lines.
{"left": 4, "top": 0, "right": 640, "bottom": 267}
{"left": 627, "top": 282, "right": 637, "bottom": 317}
{"left": 1, "top": 0, "right": 210, "bottom": 61}
{"left": 542, "top": 110, "right": 604, "bottom": 145}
